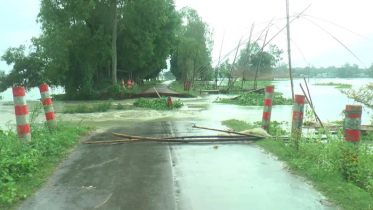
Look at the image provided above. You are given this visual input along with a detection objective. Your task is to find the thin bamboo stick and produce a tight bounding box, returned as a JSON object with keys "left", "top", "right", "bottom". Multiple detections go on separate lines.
{"left": 192, "top": 125, "right": 266, "bottom": 138}
{"left": 300, "top": 83, "right": 324, "bottom": 128}
{"left": 85, "top": 137, "right": 260, "bottom": 144}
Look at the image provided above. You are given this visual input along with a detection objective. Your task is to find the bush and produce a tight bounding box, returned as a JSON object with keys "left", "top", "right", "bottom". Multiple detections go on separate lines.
{"left": 0, "top": 120, "right": 89, "bottom": 207}
{"left": 133, "top": 97, "right": 183, "bottom": 110}
{"left": 215, "top": 92, "right": 293, "bottom": 106}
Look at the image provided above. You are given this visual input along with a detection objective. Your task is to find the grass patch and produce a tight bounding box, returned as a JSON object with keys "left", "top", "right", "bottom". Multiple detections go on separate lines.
{"left": 223, "top": 119, "right": 373, "bottom": 210}
{"left": 133, "top": 97, "right": 183, "bottom": 110}
{"left": 168, "top": 81, "right": 197, "bottom": 97}
{"left": 2, "top": 102, "right": 14, "bottom": 106}
{"left": 0, "top": 104, "right": 90, "bottom": 209}
{"left": 61, "top": 101, "right": 113, "bottom": 114}
{"left": 215, "top": 92, "right": 293, "bottom": 106}
{"left": 315, "top": 82, "right": 352, "bottom": 89}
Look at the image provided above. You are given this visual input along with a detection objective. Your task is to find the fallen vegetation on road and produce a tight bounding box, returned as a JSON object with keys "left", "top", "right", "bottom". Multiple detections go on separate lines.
{"left": 214, "top": 92, "right": 293, "bottom": 106}
{"left": 0, "top": 105, "right": 90, "bottom": 209}
{"left": 133, "top": 97, "right": 183, "bottom": 110}
{"left": 223, "top": 119, "right": 373, "bottom": 210}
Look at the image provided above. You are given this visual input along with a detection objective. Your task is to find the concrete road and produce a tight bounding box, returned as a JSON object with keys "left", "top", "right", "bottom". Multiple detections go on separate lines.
{"left": 19, "top": 120, "right": 334, "bottom": 210}
{"left": 141, "top": 81, "right": 178, "bottom": 95}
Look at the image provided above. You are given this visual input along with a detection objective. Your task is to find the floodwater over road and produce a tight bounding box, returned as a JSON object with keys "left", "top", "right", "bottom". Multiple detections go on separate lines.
{"left": 0, "top": 78, "right": 372, "bottom": 130}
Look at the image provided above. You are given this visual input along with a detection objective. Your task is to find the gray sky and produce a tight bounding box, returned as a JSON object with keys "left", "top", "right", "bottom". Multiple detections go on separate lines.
{"left": 1, "top": 0, "right": 373, "bottom": 73}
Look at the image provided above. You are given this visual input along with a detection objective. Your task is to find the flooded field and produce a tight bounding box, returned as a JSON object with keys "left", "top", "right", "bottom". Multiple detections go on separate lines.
{"left": 0, "top": 78, "right": 372, "bottom": 130}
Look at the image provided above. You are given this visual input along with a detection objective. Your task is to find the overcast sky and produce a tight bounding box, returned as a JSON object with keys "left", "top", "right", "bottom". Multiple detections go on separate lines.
{"left": 1, "top": 0, "right": 373, "bottom": 73}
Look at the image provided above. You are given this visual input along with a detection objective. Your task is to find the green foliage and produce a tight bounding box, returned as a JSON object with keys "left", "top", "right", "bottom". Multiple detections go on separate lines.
{"left": 133, "top": 97, "right": 183, "bottom": 110}
{"left": 341, "top": 82, "right": 373, "bottom": 110}
{"left": 224, "top": 119, "right": 373, "bottom": 210}
{"left": 170, "top": 7, "right": 213, "bottom": 82}
{"left": 0, "top": 111, "right": 89, "bottom": 208}
{"left": 61, "top": 101, "right": 112, "bottom": 113}
{"left": 1, "top": 0, "right": 181, "bottom": 99}
{"left": 168, "top": 81, "right": 197, "bottom": 97}
{"left": 2, "top": 102, "right": 14, "bottom": 106}
{"left": 215, "top": 92, "right": 293, "bottom": 106}
{"left": 315, "top": 82, "right": 352, "bottom": 89}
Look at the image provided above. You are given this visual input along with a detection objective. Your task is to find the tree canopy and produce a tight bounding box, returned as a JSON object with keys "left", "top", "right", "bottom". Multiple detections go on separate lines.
{"left": 170, "top": 7, "right": 213, "bottom": 83}
{"left": 0, "top": 0, "right": 182, "bottom": 99}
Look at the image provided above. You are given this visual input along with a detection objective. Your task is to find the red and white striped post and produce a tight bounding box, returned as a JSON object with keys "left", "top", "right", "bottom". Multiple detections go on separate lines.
{"left": 39, "top": 84, "right": 56, "bottom": 128}
{"left": 291, "top": 94, "right": 305, "bottom": 149}
{"left": 262, "top": 86, "right": 274, "bottom": 132}
{"left": 344, "top": 105, "right": 362, "bottom": 142}
{"left": 342, "top": 104, "right": 362, "bottom": 170}
{"left": 12, "top": 87, "right": 31, "bottom": 141}
{"left": 131, "top": 80, "right": 135, "bottom": 86}
{"left": 127, "top": 79, "right": 132, "bottom": 89}
{"left": 121, "top": 79, "right": 125, "bottom": 89}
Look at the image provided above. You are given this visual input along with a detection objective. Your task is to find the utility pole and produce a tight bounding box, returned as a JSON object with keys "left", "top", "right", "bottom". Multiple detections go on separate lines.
{"left": 286, "top": 0, "right": 295, "bottom": 100}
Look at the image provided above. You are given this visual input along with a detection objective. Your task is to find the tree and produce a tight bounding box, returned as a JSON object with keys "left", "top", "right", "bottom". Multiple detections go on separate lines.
{"left": 1, "top": 0, "right": 181, "bottom": 99}
{"left": 170, "top": 7, "right": 213, "bottom": 83}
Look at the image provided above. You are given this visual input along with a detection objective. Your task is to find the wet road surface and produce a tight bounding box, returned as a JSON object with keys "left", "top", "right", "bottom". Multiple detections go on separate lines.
{"left": 19, "top": 120, "right": 334, "bottom": 210}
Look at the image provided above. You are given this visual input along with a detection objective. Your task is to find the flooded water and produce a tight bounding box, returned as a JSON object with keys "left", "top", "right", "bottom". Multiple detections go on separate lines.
{"left": 0, "top": 78, "right": 372, "bottom": 130}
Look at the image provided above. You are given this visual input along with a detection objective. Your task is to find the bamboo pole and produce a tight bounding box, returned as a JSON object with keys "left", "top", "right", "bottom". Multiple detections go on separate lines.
{"left": 286, "top": 0, "right": 295, "bottom": 100}
{"left": 192, "top": 125, "right": 266, "bottom": 138}
{"left": 299, "top": 83, "right": 324, "bottom": 128}
{"left": 220, "top": 37, "right": 242, "bottom": 88}
{"left": 303, "top": 77, "right": 313, "bottom": 107}
{"left": 254, "top": 29, "right": 269, "bottom": 89}
{"left": 216, "top": 31, "right": 225, "bottom": 90}
{"left": 241, "top": 23, "right": 255, "bottom": 89}
{"left": 153, "top": 87, "right": 161, "bottom": 98}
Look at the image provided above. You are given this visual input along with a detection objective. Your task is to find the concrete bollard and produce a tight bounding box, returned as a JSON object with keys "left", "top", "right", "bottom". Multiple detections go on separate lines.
{"left": 12, "top": 87, "right": 31, "bottom": 141}
{"left": 168, "top": 96, "right": 172, "bottom": 106}
{"left": 262, "top": 86, "right": 274, "bottom": 132}
{"left": 291, "top": 94, "right": 305, "bottom": 149}
{"left": 39, "top": 84, "right": 56, "bottom": 128}
{"left": 121, "top": 79, "right": 125, "bottom": 89}
{"left": 127, "top": 79, "right": 132, "bottom": 89}
{"left": 344, "top": 104, "right": 362, "bottom": 142}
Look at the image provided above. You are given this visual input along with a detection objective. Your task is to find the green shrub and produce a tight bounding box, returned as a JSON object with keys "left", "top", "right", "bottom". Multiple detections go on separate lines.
{"left": 133, "top": 97, "right": 183, "bottom": 110}
{"left": 0, "top": 107, "right": 89, "bottom": 208}
{"left": 215, "top": 92, "right": 293, "bottom": 106}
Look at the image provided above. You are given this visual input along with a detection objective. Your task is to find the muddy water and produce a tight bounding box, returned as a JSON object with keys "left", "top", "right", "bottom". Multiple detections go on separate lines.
{"left": 0, "top": 78, "right": 372, "bottom": 130}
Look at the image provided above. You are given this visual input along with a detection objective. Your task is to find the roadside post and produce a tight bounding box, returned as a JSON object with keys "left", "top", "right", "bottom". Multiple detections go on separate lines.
{"left": 291, "top": 94, "right": 305, "bottom": 149}
{"left": 127, "top": 79, "right": 132, "bottom": 89}
{"left": 39, "top": 84, "right": 56, "bottom": 129}
{"left": 12, "top": 87, "right": 31, "bottom": 141}
{"left": 343, "top": 104, "right": 362, "bottom": 170}
{"left": 121, "top": 79, "right": 125, "bottom": 89}
{"left": 168, "top": 96, "right": 172, "bottom": 107}
{"left": 262, "top": 86, "right": 274, "bottom": 132}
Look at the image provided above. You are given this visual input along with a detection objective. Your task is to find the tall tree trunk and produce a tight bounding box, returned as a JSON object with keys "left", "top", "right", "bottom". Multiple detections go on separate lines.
{"left": 111, "top": 0, "right": 118, "bottom": 85}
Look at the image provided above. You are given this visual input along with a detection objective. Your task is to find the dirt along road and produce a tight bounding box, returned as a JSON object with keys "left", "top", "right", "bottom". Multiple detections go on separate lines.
{"left": 19, "top": 120, "right": 334, "bottom": 210}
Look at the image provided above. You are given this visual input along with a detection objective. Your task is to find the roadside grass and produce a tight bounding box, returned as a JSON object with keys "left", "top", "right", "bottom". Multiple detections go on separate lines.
{"left": 133, "top": 97, "right": 183, "bottom": 110}
{"left": 0, "top": 104, "right": 90, "bottom": 209}
{"left": 2, "top": 101, "right": 14, "bottom": 106}
{"left": 315, "top": 82, "right": 352, "bottom": 89}
{"left": 215, "top": 92, "right": 293, "bottom": 106}
{"left": 59, "top": 101, "right": 133, "bottom": 114}
{"left": 168, "top": 81, "right": 197, "bottom": 97}
{"left": 223, "top": 119, "right": 373, "bottom": 210}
